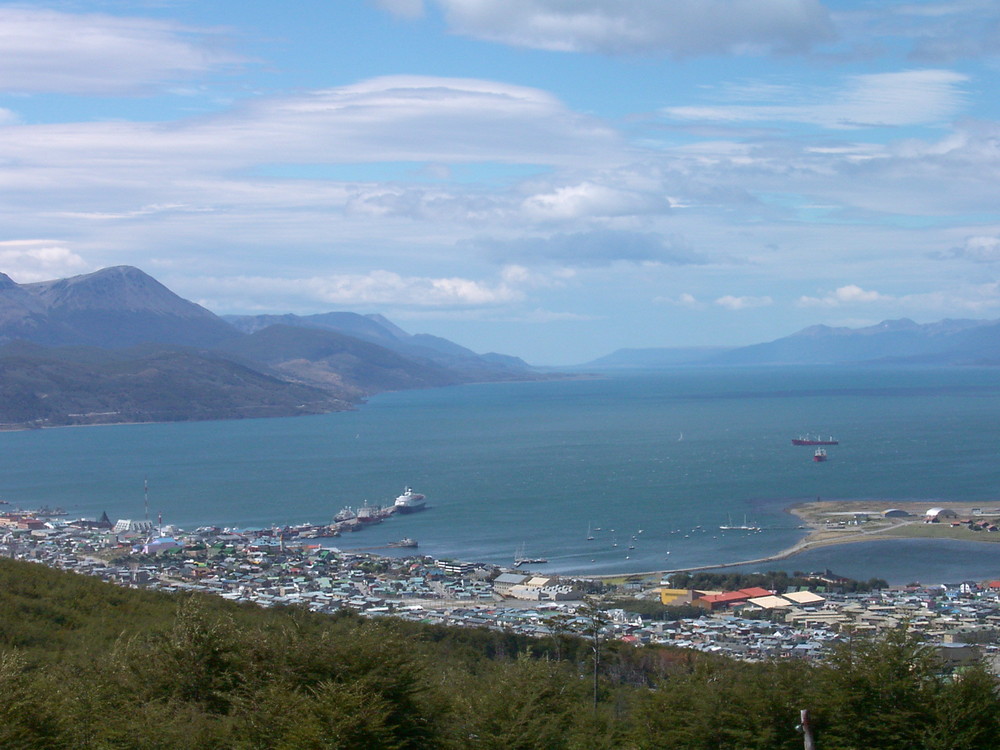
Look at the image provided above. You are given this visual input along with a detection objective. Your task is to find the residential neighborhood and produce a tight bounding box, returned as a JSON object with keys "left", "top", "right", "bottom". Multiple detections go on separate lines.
{"left": 3, "top": 507, "right": 999, "bottom": 671}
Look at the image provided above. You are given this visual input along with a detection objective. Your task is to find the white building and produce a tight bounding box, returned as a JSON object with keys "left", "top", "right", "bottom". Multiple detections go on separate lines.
{"left": 112, "top": 519, "right": 155, "bottom": 535}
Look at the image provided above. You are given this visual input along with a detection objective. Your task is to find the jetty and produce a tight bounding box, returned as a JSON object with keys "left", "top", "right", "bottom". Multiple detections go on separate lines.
{"left": 340, "top": 539, "right": 418, "bottom": 553}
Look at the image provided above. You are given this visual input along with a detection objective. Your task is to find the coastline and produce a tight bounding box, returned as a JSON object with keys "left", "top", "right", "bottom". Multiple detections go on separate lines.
{"left": 583, "top": 499, "right": 1000, "bottom": 582}
{"left": 0, "top": 373, "right": 582, "bottom": 433}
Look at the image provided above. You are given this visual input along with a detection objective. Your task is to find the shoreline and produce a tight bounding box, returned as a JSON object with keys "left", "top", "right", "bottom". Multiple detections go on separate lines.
{"left": 581, "top": 499, "right": 1000, "bottom": 582}
{"left": 15, "top": 496, "right": 1000, "bottom": 585}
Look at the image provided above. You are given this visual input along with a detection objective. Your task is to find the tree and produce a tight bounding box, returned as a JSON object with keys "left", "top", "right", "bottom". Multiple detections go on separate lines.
{"left": 577, "top": 597, "right": 610, "bottom": 710}
{"left": 810, "top": 625, "right": 991, "bottom": 750}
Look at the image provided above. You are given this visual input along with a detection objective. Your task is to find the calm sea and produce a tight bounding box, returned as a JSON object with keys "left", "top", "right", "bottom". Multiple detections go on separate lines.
{"left": 2, "top": 366, "right": 1000, "bottom": 584}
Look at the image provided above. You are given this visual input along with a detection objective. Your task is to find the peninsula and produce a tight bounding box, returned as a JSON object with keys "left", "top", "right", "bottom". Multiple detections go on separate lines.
{"left": 654, "top": 500, "right": 1000, "bottom": 578}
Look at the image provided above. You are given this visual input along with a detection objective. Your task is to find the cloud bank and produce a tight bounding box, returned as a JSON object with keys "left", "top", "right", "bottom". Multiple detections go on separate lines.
{"left": 387, "top": 0, "right": 835, "bottom": 57}
{"left": 0, "top": 8, "right": 245, "bottom": 95}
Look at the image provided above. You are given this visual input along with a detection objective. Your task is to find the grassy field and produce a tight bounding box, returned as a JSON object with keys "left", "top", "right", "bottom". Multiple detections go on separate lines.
{"left": 790, "top": 500, "right": 1000, "bottom": 547}
{"left": 878, "top": 522, "right": 1000, "bottom": 543}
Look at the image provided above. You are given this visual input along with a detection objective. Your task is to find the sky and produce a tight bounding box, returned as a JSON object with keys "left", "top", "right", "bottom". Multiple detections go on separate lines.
{"left": 1, "top": 1, "right": 999, "bottom": 364}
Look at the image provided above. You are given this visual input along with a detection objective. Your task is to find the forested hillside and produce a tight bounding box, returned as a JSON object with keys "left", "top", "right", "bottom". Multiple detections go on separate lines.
{"left": 0, "top": 558, "right": 997, "bottom": 748}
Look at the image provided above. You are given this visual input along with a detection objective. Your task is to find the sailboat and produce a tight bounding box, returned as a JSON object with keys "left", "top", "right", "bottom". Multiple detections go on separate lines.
{"left": 587, "top": 523, "right": 595, "bottom": 541}
{"left": 720, "top": 514, "right": 760, "bottom": 532}
{"left": 514, "top": 543, "right": 547, "bottom": 567}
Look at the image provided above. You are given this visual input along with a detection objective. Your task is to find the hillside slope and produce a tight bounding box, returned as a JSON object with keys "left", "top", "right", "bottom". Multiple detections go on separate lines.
{"left": 0, "top": 341, "right": 349, "bottom": 428}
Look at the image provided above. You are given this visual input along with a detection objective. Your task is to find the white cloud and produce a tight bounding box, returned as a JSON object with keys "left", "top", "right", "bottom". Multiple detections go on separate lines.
{"left": 426, "top": 0, "right": 834, "bottom": 57}
{"left": 896, "top": 283, "right": 1000, "bottom": 313}
{"left": 665, "top": 69, "right": 968, "bottom": 129}
{"left": 0, "top": 240, "right": 88, "bottom": 282}
{"left": 475, "top": 229, "right": 704, "bottom": 267}
{"left": 797, "top": 284, "right": 890, "bottom": 307}
{"left": 0, "top": 8, "right": 245, "bottom": 95}
{"left": 499, "top": 264, "right": 572, "bottom": 287}
{"left": 0, "top": 76, "right": 622, "bottom": 179}
{"left": 522, "top": 181, "right": 669, "bottom": 221}
{"left": 59, "top": 204, "right": 212, "bottom": 221}
{"left": 948, "top": 235, "right": 1000, "bottom": 263}
{"left": 715, "top": 294, "right": 773, "bottom": 310}
{"left": 191, "top": 270, "right": 525, "bottom": 312}
{"left": 879, "top": 0, "right": 1000, "bottom": 63}
{"left": 656, "top": 292, "right": 704, "bottom": 308}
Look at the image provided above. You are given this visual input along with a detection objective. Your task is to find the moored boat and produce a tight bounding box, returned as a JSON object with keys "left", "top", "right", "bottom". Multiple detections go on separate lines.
{"left": 356, "top": 502, "right": 385, "bottom": 522}
{"left": 393, "top": 487, "right": 426, "bottom": 513}
{"left": 388, "top": 537, "right": 418, "bottom": 548}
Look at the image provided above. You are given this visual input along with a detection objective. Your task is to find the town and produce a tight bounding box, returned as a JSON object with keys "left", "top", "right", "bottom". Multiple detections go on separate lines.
{"left": 3, "top": 505, "right": 1000, "bottom": 672}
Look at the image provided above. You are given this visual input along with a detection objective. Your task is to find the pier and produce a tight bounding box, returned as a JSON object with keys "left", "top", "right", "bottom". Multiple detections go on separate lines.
{"left": 340, "top": 541, "right": 417, "bottom": 553}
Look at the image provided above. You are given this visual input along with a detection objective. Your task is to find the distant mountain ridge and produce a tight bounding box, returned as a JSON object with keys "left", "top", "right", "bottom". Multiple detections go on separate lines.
{"left": 583, "top": 317, "right": 1000, "bottom": 368}
{"left": 0, "top": 266, "right": 546, "bottom": 429}
{"left": 223, "top": 311, "right": 532, "bottom": 378}
{"left": 707, "top": 317, "right": 1000, "bottom": 366}
{"left": 4, "top": 266, "right": 239, "bottom": 348}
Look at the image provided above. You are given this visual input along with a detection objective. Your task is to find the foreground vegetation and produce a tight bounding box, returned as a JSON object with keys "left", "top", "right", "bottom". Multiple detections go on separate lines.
{"left": 0, "top": 558, "right": 998, "bottom": 749}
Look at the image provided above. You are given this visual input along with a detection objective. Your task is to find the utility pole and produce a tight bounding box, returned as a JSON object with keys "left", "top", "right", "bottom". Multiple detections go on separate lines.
{"left": 799, "top": 708, "right": 816, "bottom": 750}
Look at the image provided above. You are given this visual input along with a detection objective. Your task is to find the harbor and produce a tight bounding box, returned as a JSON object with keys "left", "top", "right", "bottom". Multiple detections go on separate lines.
{"left": 5, "top": 501, "right": 1000, "bottom": 670}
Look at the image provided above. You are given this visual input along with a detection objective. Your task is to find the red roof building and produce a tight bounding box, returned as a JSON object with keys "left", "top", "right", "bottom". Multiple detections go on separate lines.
{"left": 693, "top": 587, "right": 775, "bottom": 611}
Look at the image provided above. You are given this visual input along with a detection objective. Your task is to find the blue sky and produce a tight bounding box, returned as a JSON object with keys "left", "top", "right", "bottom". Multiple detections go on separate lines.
{"left": 2, "top": 1, "right": 1000, "bottom": 364}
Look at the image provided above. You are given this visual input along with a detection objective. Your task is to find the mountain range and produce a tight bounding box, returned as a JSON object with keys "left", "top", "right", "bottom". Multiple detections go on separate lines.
{"left": 0, "top": 266, "right": 540, "bottom": 429}
{"left": 583, "top": 317, "right": 1000, "bottom": 369}
{"left": 2, "top": 265, "right": 998, "bottom": 429}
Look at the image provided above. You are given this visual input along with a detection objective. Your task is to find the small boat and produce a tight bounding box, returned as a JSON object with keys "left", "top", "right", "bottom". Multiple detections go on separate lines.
{"left": 813, "top": 448, "right": 828, "bottom": 462}
{"left": 388, "top": 538, "right": 418, "bottom": 548}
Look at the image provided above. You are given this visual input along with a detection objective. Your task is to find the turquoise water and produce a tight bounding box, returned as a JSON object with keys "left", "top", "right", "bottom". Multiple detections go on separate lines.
{"left": 2, "top": 366, "right": 1000, "bottom": 583}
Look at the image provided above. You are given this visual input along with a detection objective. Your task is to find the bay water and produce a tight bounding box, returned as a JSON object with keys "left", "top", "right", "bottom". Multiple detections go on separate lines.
{"left": 2, "top": 365, "right": 1000, "bottom": 584}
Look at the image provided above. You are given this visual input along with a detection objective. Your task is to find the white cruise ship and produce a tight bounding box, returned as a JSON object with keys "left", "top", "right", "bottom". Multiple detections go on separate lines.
{"left": 393, "top": 487, "right": 426, "bottom": 513}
